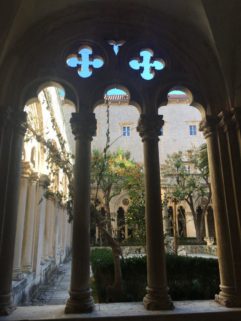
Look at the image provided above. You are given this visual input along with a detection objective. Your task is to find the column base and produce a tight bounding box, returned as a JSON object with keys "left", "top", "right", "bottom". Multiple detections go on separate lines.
{"left": 143, "top": 286, "right": 174, "bottom": 310}
{"left": 0, "top": 293, "right": 16, "bottom": 316}
{"left": 65, "top": 289, "right": 95, "bottom": 314}
{"left": 215, "top": 291, "right": 241, "bottom": 307}
{"left": 12, "top": 269, "right": 24, "bottom": 281}
{"left": 22, "top": 265, "right": 33, "bottom": 273}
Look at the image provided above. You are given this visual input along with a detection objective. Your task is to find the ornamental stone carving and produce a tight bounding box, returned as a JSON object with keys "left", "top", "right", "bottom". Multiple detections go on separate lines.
{"left": 217, "top": 111, "right": 233, "bottom": 133}
{"left": 199, "top": 116, "right": 219, "bottom": 139}
{"left": 70, "top": 112, "right": 96, "bottom": 140}
{"left": 137, "top": 114, "right": 164, "bottom": 141}
{"left": 231, "top": 107, "right": 241, "bottom": 130}
{"left": 10, "top": 111, "right": 27, "bottom": 136}
{"left": 21, "top": 161, "right": 32, "bottom": 178}
{"left": 0, "top": 107, "right": 12, "bottom": 129}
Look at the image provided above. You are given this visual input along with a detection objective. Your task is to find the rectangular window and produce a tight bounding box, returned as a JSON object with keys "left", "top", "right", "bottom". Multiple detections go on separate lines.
{"left": 189, "top": 125, "right": 197, "bottom": 136}
{"left": 122, "top": 126, "right": 130, "bottom": 136}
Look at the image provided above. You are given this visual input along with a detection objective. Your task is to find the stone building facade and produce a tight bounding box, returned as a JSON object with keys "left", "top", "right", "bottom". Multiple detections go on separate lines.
{"left": 92, "top": 93, "right": 208, "bottom": 240}
{"left": 11, "top": 87, "right": 73, "bottom": 304}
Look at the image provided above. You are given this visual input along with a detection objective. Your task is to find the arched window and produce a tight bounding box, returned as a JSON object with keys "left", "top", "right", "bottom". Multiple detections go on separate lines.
{"left": 30, "top": 147, "right": 36, "bottom": 168}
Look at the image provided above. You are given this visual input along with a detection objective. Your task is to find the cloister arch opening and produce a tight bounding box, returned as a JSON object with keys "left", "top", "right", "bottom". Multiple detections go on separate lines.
{"left": 1, "top": 4, "right": 241, "bottom": 319}
{"left": 4, "top": 50, "right": 232, "bottom": 314}
{"left": 159, "top": 87, "right": 214, "bottom": 244}
{"left": 11, "top": 84, "right": 76, "bottom": 299}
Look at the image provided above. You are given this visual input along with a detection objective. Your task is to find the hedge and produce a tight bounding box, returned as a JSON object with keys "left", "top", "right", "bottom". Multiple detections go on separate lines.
{"left": 90, "top": 248, "right": 219, "bottom": 302}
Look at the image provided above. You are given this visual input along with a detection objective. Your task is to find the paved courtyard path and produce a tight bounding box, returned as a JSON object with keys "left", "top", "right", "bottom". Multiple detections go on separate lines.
{"left": 31, "top": 260, "right": 71, "bottom": 305}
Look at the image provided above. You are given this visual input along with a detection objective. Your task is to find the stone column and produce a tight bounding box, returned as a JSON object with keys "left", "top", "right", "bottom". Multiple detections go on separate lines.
{"left": 137, "top": 114, "right": 173, "bottom": 310}
{"left": 54, "top": 203, "right": 60, "bottom": 264}
{"left": 32, "top": 175, "right": 49, "bottom": 276}
{"left": 124, "top": 222, "right": 128, "bottom": 240}
{"left": 12, "top": 162, "right": 31, "bottom": 280}
{"left": 200, "top": 116, "right": 237, "bottom": 306}
{"left": 0, "top": 108, "right": 13, "bottom": 252}
{"left": 162, "top": 203, "right": 170, "bottom": 236}
{"left": 65, "top": 112, "right": 96, "bottom": 314}
{"left": 204, "top": 212, "right": 210, "bottom": 238}
{"left": 21, "top": 172, "right": 38, "bottom": 272}
{"left": 0, "top": 111, "right": 26, "bottom": 315}
{"left": 232, "top": 107, "right": 241, "bottom": 152}
{"left": 43, "top": 193, "right": 55, "bottom": 260}
{"left": 218, "top": 111, "right": 241, "bottom": 304}
{"left": 60, "top": 208, "right": 65, "bottom": 261}
{"left": 61, "top": 208, "right": 67, "bottom": 261}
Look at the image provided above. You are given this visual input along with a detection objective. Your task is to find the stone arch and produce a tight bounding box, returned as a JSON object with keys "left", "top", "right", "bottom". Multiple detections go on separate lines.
{"left": 20, "top": 80, "right": 78, "bottom": 112}
{"left": 30, "top": 146, "right": 36, "bottom": 168}
{"left": 0, "top": 2, "right": 230, "bottom": 115}
{"left": 167, "top": 206, "right": 174, "bottom": 237}
{"left": 1, "top": 2, "right": 241, "bottom": 316}
{"left": 157, "top": 84, "right": 207, "bottom": 118}
{"left": 177, "top": 206, "right": 187, "bottom": 238}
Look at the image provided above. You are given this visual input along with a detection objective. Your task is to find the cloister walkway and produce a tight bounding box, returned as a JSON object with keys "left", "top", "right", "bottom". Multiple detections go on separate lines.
{"left": 31, "top": 260, "right": 71, "bottom": 306}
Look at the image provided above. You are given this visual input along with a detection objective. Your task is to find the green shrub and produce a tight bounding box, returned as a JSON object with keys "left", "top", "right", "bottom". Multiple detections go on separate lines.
{"left": 90, "top": 248, "right": 114, "bottom": 302}
{"left": 166, "top": 255, "right": 219, "bottom": 300}
{"left": 90, "top": 248, "right": 219, "bottom": 302}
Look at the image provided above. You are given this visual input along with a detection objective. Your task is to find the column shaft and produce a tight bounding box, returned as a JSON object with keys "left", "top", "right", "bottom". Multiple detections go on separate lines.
{"left": 22, "top": 173, "right": 38, "bottom": 272}
{"left": 12, "top": 174, "right": 29, "bottom": 280}
{"left": 201, "top": 117, "right": 237, "bottom": 306}
{"left": 218, "top": 111, "right": 241, "bottom": 302}
{"left": 32, "top": 175, "right": 49, "bottom": 275}
{"left": 65, "top": 112, "right": 96, "bottom": 314}
{"left": 137, "top": 114, "right": 173, "bottom": 310}
{"left": 0, "top": 111, "right": 26, "bottom": 315}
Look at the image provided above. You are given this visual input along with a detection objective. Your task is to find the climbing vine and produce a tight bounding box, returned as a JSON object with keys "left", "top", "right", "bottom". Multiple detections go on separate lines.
{"left": 24, "top": 90, "right": 74, "bottom": 222}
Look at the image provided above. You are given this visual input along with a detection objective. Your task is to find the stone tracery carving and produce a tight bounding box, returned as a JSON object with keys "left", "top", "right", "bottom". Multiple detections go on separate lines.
{"left": 108, "top": 40, "right": 125, "bottom": 55}
{"left": 66, "top": 46, "right": 104, "bottom": 78}
{"left": 129, "top": 49, "right": 165, "bottom": 80}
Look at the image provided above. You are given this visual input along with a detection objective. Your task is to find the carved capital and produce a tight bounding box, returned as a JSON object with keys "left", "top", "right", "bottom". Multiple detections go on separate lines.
{"left": 231, "top": 107, "right": 241, "bottom": 130}
{"left": 29, "top": 171, "right": 39, "bottom": 182}
{"left": 70, "top": 112, "right": 96, "bottom": 141}
{"left": 199, "top": 116, "right": 219, "bottom": 139}
{"left": 0, "top": 106, "right": 12, "bottom": 128}
{"left": 39, "top": 174, "right": 50, "bottom": 188}
{"left": 9, "top": 111, "right": 27, "bottom": 136}
{"left": 137, "top": 114, "right": 164, "bottom": 141}
{"left": 217, "top": 111, "right": 233, "bottom": 133}
{"left": 21, "top": 161, "right": 32, "bottom": 177}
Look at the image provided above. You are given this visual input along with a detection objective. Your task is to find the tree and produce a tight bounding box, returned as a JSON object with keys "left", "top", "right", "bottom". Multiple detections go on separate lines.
{"left": 161, "top": 144, "right": 211, "bottom": 241}
{"left": 125, "top": 165, "right": 145, "bottom": 243}
{"left": 90, "top": 148, "right": 144, "bottom": 300}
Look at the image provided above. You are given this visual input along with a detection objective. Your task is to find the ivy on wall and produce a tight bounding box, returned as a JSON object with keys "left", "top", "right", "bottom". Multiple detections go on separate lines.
{"left": 24, "top": 90, "right": 74, "bottom": 221}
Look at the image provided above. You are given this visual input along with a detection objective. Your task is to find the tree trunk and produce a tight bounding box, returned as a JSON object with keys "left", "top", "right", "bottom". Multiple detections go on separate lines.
{"left": 186, "top": 197, "right": 203, "bottom": 242}
{"left": 99, "top": 226, "right": 123, "bottom": 301}
{"left": 104, "top": 194, "right": 112, "bottom": 235}
{"left": 93, "top": 207, "right": 124, "bottom": 301}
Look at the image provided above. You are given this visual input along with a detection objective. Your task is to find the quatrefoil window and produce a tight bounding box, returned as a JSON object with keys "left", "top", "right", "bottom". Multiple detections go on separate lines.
{"left": 129, "top": 49, "right": 165, "bottom": 80}
{"left": 66, "top": 46, "right": 104, "bottom": 78}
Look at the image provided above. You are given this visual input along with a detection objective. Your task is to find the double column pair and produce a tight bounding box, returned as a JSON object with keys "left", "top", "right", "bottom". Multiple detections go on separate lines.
{"left": 200, "top": 112, "right": 241, "bottom": 307}
{"left": 65, "top": 112, "right": 173, "bottom": 313}
{"left": 0, "top": 109, "right": 27, "bottom": 315}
